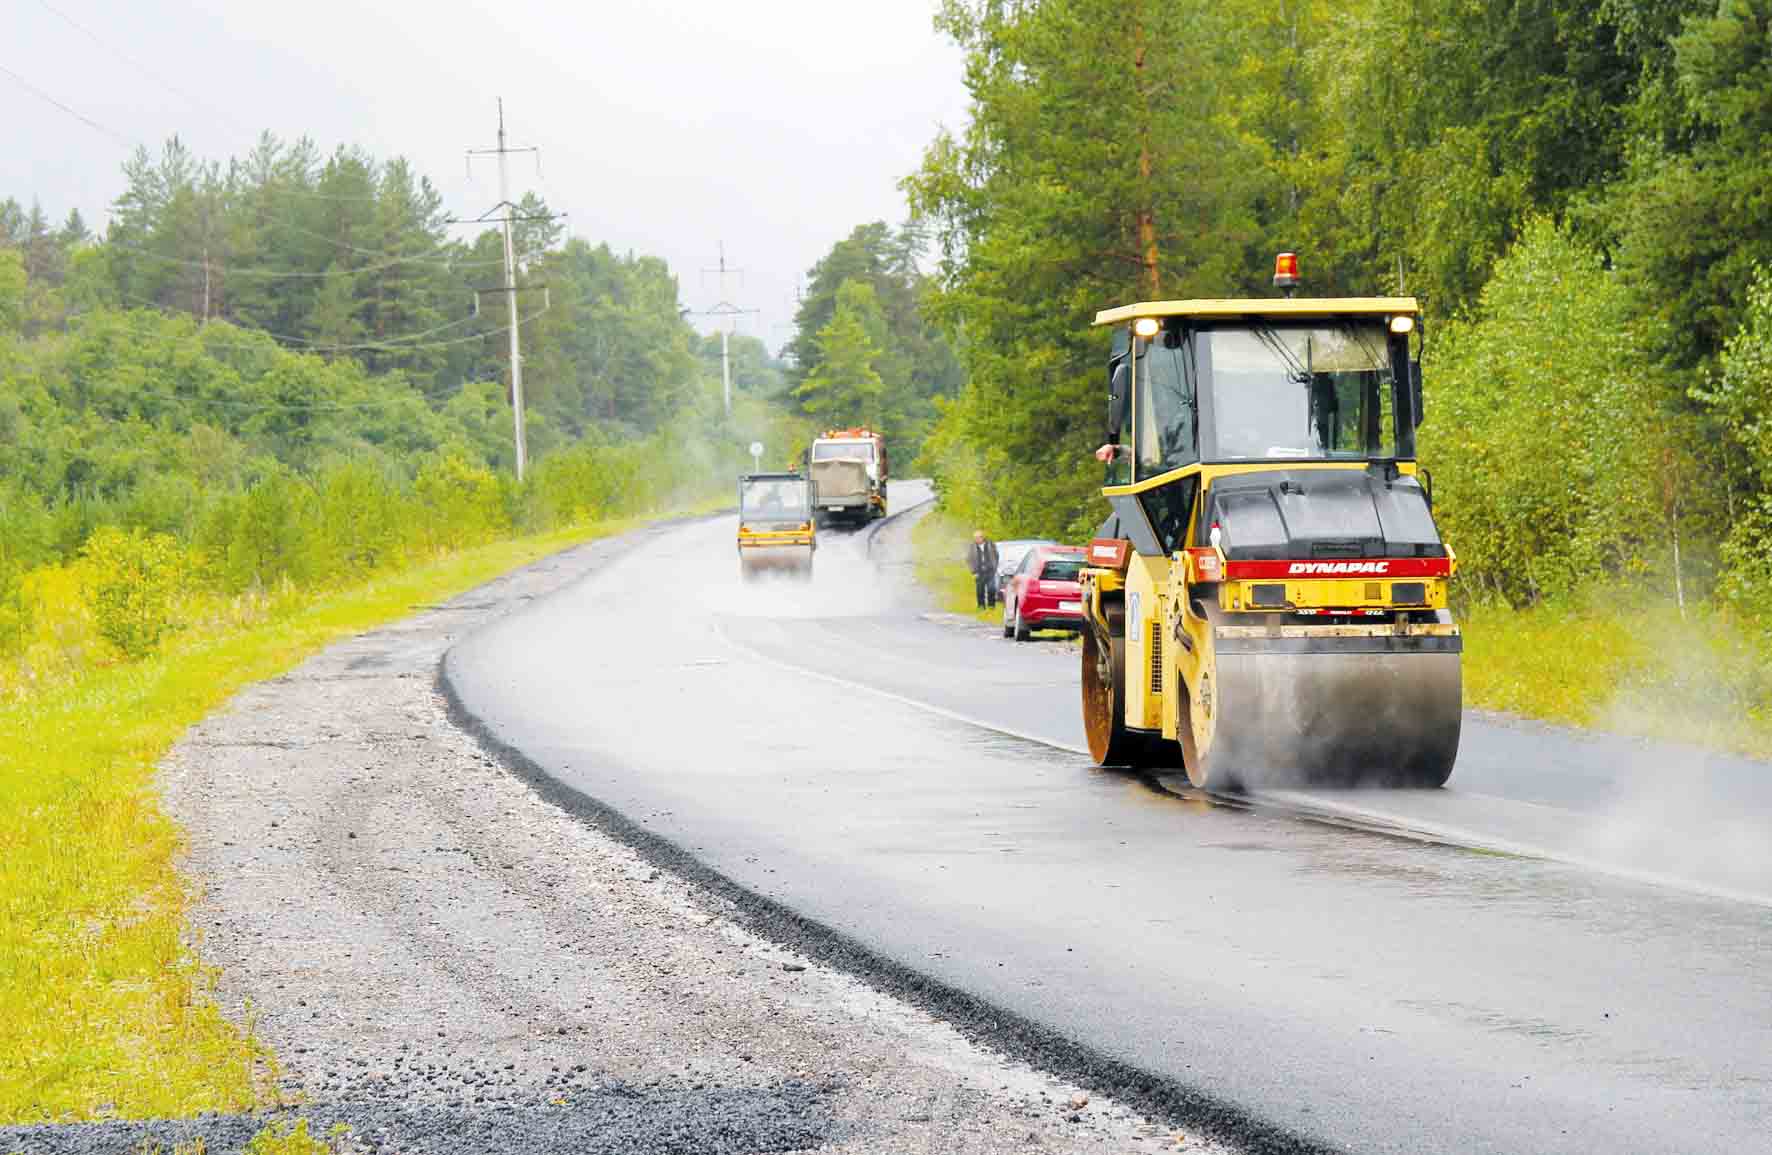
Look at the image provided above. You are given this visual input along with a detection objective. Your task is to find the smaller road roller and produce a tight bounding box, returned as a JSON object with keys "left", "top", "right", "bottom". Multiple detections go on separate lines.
{"left": 737, "top": 471, "right": 816, "bottom": 580}
{"left": 1079, "top": 257, "right": 1461, "bottom": 789}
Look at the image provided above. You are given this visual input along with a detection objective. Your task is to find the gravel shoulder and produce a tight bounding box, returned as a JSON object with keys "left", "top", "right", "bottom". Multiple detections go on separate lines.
{"left": 4, "top": 519, "right": 1227, "bottom": 1154}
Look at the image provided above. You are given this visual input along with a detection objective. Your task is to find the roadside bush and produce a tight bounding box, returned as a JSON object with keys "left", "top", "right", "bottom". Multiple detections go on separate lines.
{"left": 415, "top": 453, "right": 510, "bottom": 550}
{"left": 79, "top": 526, "right": 190, "bottom": 658}
{"left": 0, "top": 485, "right": 53, "bottom": 655}
{"left": 311, "top": 461, "right": 413, "bottom": 579}
{"left": 1699, "top": 265, "right": 1772, "bottom": 611}
{"left": 525, "top": 442, "right": 626, "bottom": 530}
{"left": 1421, "top": 218, "right": 1679, "bottom": 605}
{"left": 516, "top": 433, "right": 727, "bottom": 533}
{"left": 216, "top": 473, "right": 319, "bottom": 592}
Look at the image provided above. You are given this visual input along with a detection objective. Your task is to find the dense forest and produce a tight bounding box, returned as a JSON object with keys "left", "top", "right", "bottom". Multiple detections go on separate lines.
{"left": 0, "top": 135, "right": 789, "bottom": 668}
{"left": 907, "top": 0, "right": 1772, "bottom": 616}
{"left": 780, "top": 222, "right": 964, "bottom": 465}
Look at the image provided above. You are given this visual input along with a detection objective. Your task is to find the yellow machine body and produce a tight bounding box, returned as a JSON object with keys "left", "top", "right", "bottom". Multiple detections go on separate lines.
{"left": 1078, "top": 294, "right": 1463, "bottom": 789}
{"left": 737, "top": 472, "right": 817, "bottom": 580}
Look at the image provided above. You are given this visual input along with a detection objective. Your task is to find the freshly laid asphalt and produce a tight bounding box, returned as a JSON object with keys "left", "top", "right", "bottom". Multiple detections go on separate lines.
{"left": 445, "top": 481, "right": 1772, "bottom": 1154}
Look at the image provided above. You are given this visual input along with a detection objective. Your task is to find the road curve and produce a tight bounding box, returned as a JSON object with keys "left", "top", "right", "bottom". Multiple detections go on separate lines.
{"left": 445, "top": 482, "right": 1772, "bottom": 1154}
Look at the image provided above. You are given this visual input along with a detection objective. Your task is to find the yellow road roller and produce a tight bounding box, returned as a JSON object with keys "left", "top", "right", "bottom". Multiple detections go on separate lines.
{"left": 738, "top": 471, "right": 816, "bottom": 580}
{"left": 1079, "top": 257, "right": 1461, "bottom": 789}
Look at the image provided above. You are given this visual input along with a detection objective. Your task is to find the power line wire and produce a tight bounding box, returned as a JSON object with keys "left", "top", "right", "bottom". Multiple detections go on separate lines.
{"left": 29, "top": 1, "right": 410, "bottom": 208}
{"left": 115, "top": 291, "right": 490, "bottom": 351}
{"left": 103, "top": 235, "right": 523, "bottom": 281}
{"left": 87, "top": 384, "right": 443, "bottom": 414}
{"left": 101, "top": 294, "right": 556, "bottom": 355}
{"left": 4, "top": 47, "right": 540, "bottom": 225}
{"left": 33, "top": 0, "right": 249, "bottom": 137}
{"left": 258, "top": 211, "right": 546, "bottom": 270}
{"left": 251, "top": 186, "right": 392, "bottom": 204}
{"left": 30, "top": 2, "right": 454, "bottom": 209}
{"left": 0, "top": 60, "right": 134, "bottom": 147}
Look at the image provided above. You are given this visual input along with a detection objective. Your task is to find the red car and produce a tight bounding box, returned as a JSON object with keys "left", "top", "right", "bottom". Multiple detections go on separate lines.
{"left": 1002, "top": 544, "right": 1088, "bottom": 640}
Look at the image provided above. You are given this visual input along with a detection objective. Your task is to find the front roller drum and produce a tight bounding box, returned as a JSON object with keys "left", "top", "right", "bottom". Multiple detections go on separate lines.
{"left": 1187, "top": 646, "right": 1462, "bottom": 789}
{"left": 739, "top": 548, "right": 814, "bottom": 582}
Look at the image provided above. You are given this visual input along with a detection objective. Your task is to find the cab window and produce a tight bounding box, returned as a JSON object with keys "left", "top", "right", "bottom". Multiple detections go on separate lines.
{"left": 812, "top": 442, "right": 874, "bottom": 462}
{"left": 1134, "top": 335, "right": 1198, "bottom": 479}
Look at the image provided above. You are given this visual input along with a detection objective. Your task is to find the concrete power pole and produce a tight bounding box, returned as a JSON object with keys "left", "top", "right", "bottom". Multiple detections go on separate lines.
{"left": 495, "top": 106, "right": 525, "bottom": 480}
{"left": 460, "top": 100, "right": 558, "bottom": 481}
{"left": 695, "top": 242, "right": 758, "bottom": 416}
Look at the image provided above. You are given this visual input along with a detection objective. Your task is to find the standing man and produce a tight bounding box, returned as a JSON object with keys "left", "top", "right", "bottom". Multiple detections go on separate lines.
{"left": 967, "top": 529, "right": 1000, "bottom": 610}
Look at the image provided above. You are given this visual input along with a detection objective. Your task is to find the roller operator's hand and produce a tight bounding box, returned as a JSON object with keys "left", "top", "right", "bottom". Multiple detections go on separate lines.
{"left": 1094, "top": 443, "right": 1124, "bottom": 463}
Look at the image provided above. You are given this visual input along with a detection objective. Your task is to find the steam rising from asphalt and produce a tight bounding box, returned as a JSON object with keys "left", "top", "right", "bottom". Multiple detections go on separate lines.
{"left": 1576, "top": 758, "right": 1772, "bottom": 901}
{"left": 698, "top": 480, "right": 935, "bottom": 621}
{"left": 1572, "top": 664, "right": 1772, "bottom": 901}
{"left": 702, "top": 527, "right": 909, "bottom": 620}
{"left": 1548, "top": 626, "right": 1772, "bottom": 901}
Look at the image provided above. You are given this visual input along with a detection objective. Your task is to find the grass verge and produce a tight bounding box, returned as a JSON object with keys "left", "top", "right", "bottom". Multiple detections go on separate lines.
{"left": 0, "top": 510, "right": 683, "bottom": 1124}
{"left": 1460, "top": 594, "right": 1772, "bottom": 758}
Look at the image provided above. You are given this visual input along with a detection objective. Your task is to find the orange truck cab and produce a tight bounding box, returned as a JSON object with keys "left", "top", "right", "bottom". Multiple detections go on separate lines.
{"left": 806, "top": 428, "right": 888, "bottom": 526}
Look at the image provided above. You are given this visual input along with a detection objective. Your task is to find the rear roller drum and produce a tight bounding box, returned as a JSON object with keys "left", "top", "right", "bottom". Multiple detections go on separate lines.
{"left": 1081, "top": 621, "right": 1173, "bottom": 770}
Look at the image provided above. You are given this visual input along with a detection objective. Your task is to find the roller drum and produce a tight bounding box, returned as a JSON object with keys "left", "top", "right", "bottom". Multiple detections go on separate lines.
{"left": 1203, "top": 641, "right": 1461, "bottom": 789}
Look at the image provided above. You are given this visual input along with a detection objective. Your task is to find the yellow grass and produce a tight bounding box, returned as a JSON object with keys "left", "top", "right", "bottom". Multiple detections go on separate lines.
{"left": 0, "top": 510, "right": 694, "bottom": 1124}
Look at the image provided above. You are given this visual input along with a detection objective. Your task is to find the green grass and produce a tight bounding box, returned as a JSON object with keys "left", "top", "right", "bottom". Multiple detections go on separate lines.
{"left": 243, "top": 1118, "right": 340, "bottom": 1153}
{"left": 909, "top": 511, "right": 1002, "bottom": 625}
{"left": 1460, "top": 594, "right": 1772, "bottom": 757}
{"left": 0, "top": 510, "right": 682, "bottom": 1124}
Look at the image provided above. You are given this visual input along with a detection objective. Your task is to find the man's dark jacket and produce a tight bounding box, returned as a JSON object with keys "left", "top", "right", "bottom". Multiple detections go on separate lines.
{"left": 967, "top": 538, "right": 999, "bottom": 578}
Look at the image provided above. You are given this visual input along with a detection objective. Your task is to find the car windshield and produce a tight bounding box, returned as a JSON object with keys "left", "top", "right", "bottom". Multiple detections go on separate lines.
{"left": 1202, "top": 321, "right": 1397, "bottom": 461}
{"left": 1039, "top": 558, "right": 1085, "bottom": 582}
{"left": 740, "top": 479, "right": 809, "bottom": 520}
{"left": 812, "top": 442, "right": 873, "bottom": 462}
{"left": 997, "top": 540, "right": 1050, "bottom": 573}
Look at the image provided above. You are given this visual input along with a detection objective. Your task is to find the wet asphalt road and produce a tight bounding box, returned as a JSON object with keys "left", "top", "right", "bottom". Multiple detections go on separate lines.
{"left": 446, "top": 482, "right": 1772, "bottom": 1154}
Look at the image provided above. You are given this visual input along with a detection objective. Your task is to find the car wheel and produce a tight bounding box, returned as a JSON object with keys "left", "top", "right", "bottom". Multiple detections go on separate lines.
{"left": 1014, "top": 606, "right": 1030, "bottom": 642}
{"left": 1002, "top": 601, "right": 1013, "bottom": 637}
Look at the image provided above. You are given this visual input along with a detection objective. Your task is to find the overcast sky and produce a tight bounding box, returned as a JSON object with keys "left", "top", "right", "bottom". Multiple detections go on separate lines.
{"left": 4, "top": 0, "right": 970, "bottom": 347}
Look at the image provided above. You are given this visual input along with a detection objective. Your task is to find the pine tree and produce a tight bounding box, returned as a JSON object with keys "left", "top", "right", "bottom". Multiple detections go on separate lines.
{"left": 795, "top": 281, "right": 886, "bottom": 425}
{"left": 306, "top": 264, "right": 365, "bottom": 350}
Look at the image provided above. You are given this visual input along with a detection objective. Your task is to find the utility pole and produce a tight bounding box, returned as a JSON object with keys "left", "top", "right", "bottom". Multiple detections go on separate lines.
{"left": 693, "top": 242, "right": 758, "bottom": 416}
{"left": 200, "top": 194, "right": 212, "bottom": 324}
{"left": 457, "top": 99, "right": 558, "bottom": 481}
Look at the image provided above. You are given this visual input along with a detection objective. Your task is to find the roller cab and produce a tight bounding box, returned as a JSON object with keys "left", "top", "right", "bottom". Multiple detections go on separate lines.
{"left": 1079, "top": 266, "right": 1461, "bottom": 789}
{"left": 738, "top": 471, "right": 817, "bottom": 580}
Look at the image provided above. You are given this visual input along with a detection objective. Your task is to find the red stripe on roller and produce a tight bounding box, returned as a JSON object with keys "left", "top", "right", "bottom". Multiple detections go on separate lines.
{"left": 1224, "top": 557, "right": 1452, "bottom": 580}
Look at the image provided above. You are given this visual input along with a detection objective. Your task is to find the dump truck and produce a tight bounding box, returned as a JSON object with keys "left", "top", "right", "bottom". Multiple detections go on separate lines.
{"left": 806, "top": 428, "right": 888, "bottom": 526}
{"left": 1079, "top": 255, "right": 1461, "bottom": 789}
{"left": 737, "top": 471, "right": 816, "bottom": 580}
